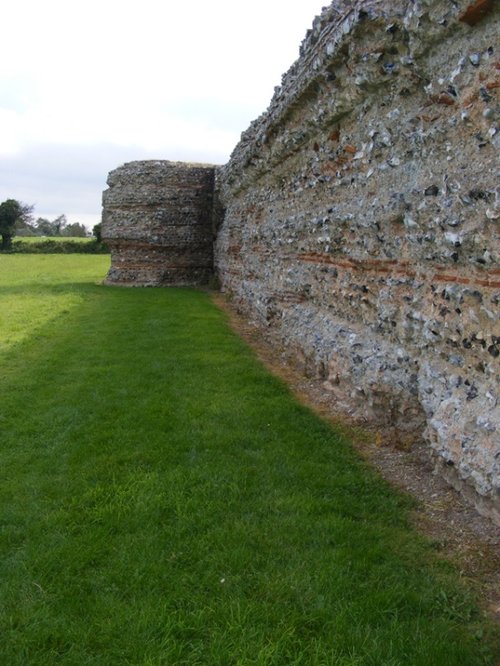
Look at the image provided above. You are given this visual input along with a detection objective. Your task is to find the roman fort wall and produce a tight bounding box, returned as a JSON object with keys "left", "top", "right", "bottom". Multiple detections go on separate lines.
{"left": 102, "top": 161, "right": 215, "bottom": 286}
{"left": 102, "top": 0, "right": 499, "bottom": 523}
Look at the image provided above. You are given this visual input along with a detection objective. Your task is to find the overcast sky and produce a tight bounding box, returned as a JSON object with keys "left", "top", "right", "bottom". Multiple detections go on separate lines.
{"left": 0, "top": 0, "right": 327, "bottom": 230}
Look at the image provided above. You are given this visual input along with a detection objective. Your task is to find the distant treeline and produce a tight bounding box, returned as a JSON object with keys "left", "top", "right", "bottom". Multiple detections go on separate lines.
{"left": 16, "top": 214, "right": 89, "bottom": 238}
{"left": 0, "top": 201, "right": 109, "bottom": 253}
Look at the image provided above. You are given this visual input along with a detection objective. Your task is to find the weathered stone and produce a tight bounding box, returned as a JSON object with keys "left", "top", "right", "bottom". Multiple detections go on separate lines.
{"left": 214, "top": 0, "right": 500, "bottom": 524}
{"left": 102, "top": 161, "right": 215, "bottom": 286}
{"left": 460, "top": 0, "right": 495, "bottom": 27}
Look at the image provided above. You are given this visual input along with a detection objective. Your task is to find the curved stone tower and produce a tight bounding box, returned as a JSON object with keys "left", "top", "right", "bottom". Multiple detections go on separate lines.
{"left": 102, "top": 160, "right": 215, "bottom": 286}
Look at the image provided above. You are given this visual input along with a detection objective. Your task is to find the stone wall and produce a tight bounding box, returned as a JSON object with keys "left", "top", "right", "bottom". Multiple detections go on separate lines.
{"left": 214, "top": 0, "right": 499, "bottom": 522}
{"left": 102, "top": 161, "right": 215, "bottom": 286}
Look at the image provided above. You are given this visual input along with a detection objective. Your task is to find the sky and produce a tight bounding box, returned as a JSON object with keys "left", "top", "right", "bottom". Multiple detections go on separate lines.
{"left": 0, "top": 0, "right": 328, "bottom": 230}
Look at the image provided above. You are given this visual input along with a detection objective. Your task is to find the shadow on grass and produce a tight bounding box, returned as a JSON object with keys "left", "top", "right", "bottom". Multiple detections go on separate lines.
{"left": 0, "top": 281, "right": 107, "bottom": 295}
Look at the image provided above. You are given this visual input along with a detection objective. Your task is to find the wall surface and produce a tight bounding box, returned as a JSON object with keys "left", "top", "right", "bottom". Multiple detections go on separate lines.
{"left": 214, "top": 0, "right": 499, "bottom": 522}
{"left": 103, "top": 161, "right": 215, "bottom": 286}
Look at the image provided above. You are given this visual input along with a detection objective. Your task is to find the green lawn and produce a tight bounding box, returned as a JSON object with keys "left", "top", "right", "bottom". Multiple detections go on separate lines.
{"left": 14, "top": 236, "right": 91, "bottom": 243}
{"left": 0, "top": 255, "right": 497, "bottom": 665}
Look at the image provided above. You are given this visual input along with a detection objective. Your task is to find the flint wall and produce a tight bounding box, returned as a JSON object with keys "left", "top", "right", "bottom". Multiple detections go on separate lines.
{"left": 215, "top": 0, "right": 500, "bottom": 522}
{"left": 103, "top": 161, "right": 215, "bottom": 286}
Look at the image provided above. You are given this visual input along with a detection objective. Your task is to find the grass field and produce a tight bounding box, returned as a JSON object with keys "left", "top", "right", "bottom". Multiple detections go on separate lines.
{"left": 0, "top": 255, "right": 497, "bottom": 665}
{"left": 14, "top": 236, "right": 92, "bottom": 243}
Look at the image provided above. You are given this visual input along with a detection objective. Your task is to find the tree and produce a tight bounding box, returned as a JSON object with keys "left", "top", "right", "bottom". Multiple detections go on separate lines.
{"left": 92, "top": 223, "right": 103, "bottom": 243}
{"left": 61, "top": 222, "right": 87, "bottom": 237}
{"left": 52, "top": 214, "right": 67, "bottom": 236}
{"left": 34, "top": 214, "right": 69, "bottom": 237}
{"left": 0, "top": 199, "right": 33, "bottom": 250}
{"left": 14, "top": 216, "right": 38, "bottom": 236}
{"left": 35, "top": 217, "right": 54, "bottom": 236}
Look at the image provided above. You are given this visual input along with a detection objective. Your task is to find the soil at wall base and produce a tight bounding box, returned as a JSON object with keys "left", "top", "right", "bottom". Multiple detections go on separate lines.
{"left": 210, "top": 292, "right": 500, "bottom": 626}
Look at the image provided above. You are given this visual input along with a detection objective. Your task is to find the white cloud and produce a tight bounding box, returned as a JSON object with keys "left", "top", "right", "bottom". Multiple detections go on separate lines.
{"left": 0, "top": 0, "right": 327, "bottom": 225}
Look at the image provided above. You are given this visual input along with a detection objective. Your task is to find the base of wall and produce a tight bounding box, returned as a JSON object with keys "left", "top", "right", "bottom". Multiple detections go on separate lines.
{"left": 433, "top": 456, "right": 500, "bottom": 527}
{"left": 104, "top": 265, "right": 213, "bottom": 288}
{"left": 104, "top": 241, "right": 213, "bottom": 287}
{"left": 220, "top": 288, "right": 500, "bottom": 527}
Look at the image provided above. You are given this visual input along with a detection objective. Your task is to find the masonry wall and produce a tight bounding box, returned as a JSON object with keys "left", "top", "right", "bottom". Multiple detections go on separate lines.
{"left": 102, "top": 161, "right": 215, "bottom": 286}
{"left": 215, "top": 0, "right": 500, "bottom": 522}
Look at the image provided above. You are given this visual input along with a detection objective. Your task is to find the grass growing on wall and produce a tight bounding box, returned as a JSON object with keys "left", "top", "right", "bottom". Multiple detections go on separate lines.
{"left": 0, "top": 255, "right": 497, "bottom": 665}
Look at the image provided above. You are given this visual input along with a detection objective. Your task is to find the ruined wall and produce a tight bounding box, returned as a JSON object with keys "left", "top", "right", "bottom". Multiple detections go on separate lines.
{"left": 102, "top": 161, "right": 215, "bottom": 286}
{"left": 215, "top": 0, "right": 500, "bottom": 522}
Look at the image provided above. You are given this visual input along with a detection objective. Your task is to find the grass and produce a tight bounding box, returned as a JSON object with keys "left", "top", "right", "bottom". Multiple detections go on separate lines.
{"left": 0, "top": 255, "right": 498, "bottom": 665}
{"left": 0, "top": 255, "right": 110, "bottom": 355}
{"left": 14, "top": 236, "right": 92, "bottom": 243}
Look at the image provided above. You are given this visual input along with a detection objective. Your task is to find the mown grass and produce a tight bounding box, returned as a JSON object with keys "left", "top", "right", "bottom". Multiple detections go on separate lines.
{"left": 14, "top": 236, "right": 92, "bottom": 243}
{"left": 0, "top": 255, "right": 111, "bottom": 355}
{"left": 0, "top": 255, "right": 497, "bottom": 665}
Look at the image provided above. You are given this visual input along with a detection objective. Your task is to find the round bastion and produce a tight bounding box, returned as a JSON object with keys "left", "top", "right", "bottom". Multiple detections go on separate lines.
{"left": 101, "top": 160, "right": 216, "bottom": 286}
